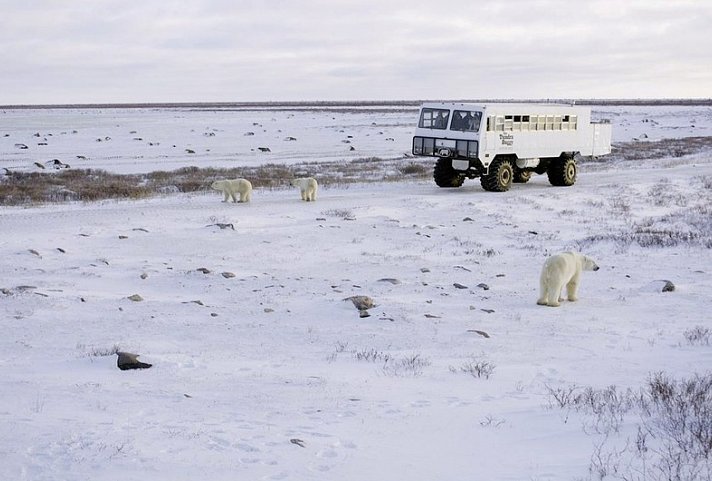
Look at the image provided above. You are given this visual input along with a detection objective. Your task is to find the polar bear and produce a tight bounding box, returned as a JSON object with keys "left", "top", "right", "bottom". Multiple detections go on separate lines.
{"left": 537, "top": 251, "right": 599, "bottom": 307}
{"left": 211, "top": 179, "right": 252, "bottom": 203}
{"left": 291, "top": 177, "right": 318, "bottom": 201}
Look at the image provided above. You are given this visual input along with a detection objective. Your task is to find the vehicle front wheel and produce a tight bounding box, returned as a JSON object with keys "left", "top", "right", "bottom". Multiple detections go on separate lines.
{"left": 547, "top": 154, "right": 577, "bottom": 186}
{"left": 433, "top": 158, "right": 465, "bottom": 188}
{"left": 481, "top": 157, "right": 513, "bottom": 192}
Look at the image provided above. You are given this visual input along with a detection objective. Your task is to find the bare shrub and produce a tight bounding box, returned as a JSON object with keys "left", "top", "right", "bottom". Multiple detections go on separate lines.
{"left": 354, "top": 348, "right": 392, "bottom": 364}
{"left": 398, "top": 162, "right": 429, "bottom": 176}
{"left": 322, "top": 208, "right": 354, "bottom": 219}
{"left": 382, "top": 353, "right": 431, "bottom": 377}
{"left": 456, "top": 359, "right": 496, "bottom": 379}
{"left": 684, "top": 326, "right": 711, "bottom": 346}
{"left": 1, "top": 155, "right": 424, "bottom": 205}
{"left": 578, "top": 204, "right": 712, "bottom": 249}
{"left": 647, "top": 179, "right": 688, "bottom": 207}
{"left": 545, "top": 384, "right": 581, "bottom": 409}
{"left": 80, "top": 343, "right": 120, "bottom": 357}
{"left": 548, "top": 372, "right": 712, "bottom": 481}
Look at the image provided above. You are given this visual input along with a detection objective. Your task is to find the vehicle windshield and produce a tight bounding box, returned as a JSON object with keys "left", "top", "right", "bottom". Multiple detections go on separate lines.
{"left": 450, "top": 110, "right": 482, "bottom": 132}
{"left": 418, "top": 108, "right": 450, "bottom": 130}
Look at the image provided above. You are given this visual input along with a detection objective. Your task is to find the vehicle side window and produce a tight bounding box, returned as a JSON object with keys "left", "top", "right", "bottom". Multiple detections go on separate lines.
{"left": 419, "top": 108, "right": 450, "bottom": 129}
{"left": 451, "top": 110, "right": 481, "bottom": 132}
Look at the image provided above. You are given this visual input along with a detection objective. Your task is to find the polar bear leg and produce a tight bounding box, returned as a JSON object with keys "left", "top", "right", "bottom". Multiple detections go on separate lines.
{"left": 566, "top": 273, "right": 581, "bottom": 301}
{"left": 308, "top": 187, "right": 316, "bottom": 201}
{"left": 545, "top": 282, "right": 562, "bottom": 306}
{"left": 223, "top": 191, "right": 231, "bottom": 202}
{"left": 299, "top": 188, "right": 307, "bottom": 201}
{"left": 537, "top": 275, "right": 549, "bottom": 305}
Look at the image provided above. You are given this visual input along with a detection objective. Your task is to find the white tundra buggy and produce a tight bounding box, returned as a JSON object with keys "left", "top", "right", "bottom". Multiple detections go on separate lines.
{"left": 412, "top": 102, "right": 612, "bottom": 192}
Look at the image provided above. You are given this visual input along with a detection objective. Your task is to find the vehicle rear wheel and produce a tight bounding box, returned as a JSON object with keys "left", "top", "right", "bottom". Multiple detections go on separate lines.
{"left": 547, "top": 154, "right": 577, "bottom": 186}
{"left": 433, "top": 158, "right": 465, "bottom": 188}
{"left": 513, "top": 169, "right": 531, "bottom": 183}
{"left": 481, "top": 157, "right": 513, "bottom": 192}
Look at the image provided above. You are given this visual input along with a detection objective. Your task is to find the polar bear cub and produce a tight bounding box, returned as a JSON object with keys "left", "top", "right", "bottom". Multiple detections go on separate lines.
{"left": 211, "top": 178, "right": 252, "bottom": 203}
{"left": 537, "top": 251, "right": 599, "bottom": 307}
{"left": 291, "top": 177, "right": 318, "bottom": 201}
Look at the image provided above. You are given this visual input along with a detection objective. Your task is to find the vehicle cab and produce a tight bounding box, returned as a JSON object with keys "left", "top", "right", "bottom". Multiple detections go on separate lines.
{"left": 412, "top": 102, "right": 485, "bottom": 161}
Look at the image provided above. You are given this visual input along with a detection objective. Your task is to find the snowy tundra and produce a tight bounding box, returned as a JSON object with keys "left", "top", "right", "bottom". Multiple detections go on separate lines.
{"left": 0, "top": 104, "right": 711, "bottom": 481}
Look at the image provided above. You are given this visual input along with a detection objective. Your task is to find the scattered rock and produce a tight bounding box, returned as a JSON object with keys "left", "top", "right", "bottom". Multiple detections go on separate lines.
{"left": 424, "top": 314, "right": 441, "bottom": 319}
{"left": 290, "top": 438, "right": 306, "bottom": 448}
{"left": 140, "top": 273, "right": 148, "bottom": 279}
{"left": 221, "top": 272, "right": 236, "bottom": 278}
{"left": 463, "top": 217, "right": 474, "bottom": 222}
{"left": 642, "top": 280, "right": 677, "bottom": 293}
{"left": 477, "top": 283, "right": 490, "bottom": 291}
{"left": 349, "top": 146, "right": 356, "bottom": 151}
{"left": 264, "top": 308, "right": 274, "bottom": 313}
{"left": 453, "top": 283, "right": 468, "bottom": 289}
{"left": 34, "top": 162, "right": 45, "bottom": 169}
{"left": 127, "top": 294, "right": 143, "bottom": 302}
{"left": 467, "top": 329, "right": 490, "bottom": 338}
{"left": 258, "top": 147, "right": 271, "bottom": 152}
{"left": 15, "top": 143, "right": 28, "bottom": 149}
{"left": 359, "top": 310, "right": 371, "bottom": 318}
{"left": 378, "top": 278, "right": 401, "bottom": 285}
{"left": 118, "top": 235, "right": 128, "bottom": 240}
{"left": 47, "top": 159, "right": 69, "bottom": 169}
{"left": 345, "top": 295, "right": 375, "bottom": 310}
{"left": 207, "top": 223, "right": 235, "bottom": 230}
{"left": 481, "top": 309, "right": 495, "bottom": 314}
{"left": 420, "top": 267, "right": 430, "bottom": 273}
{"left": 28, "top": 249, "right": 41, "bottom": 258}
{"left": 116, "top": 352, "right": 152, "bottom": 370}
{"left": 284, "top": 136, "right": 297, "bottom": 141}
{"left": 56, "top": 247, "right": 66, "bottom": 253}
{"left": 196, "top": 268, "right": 211, "bottom": 274}
{"left": 185, "top": 149, "right": 195, "bottom": 154}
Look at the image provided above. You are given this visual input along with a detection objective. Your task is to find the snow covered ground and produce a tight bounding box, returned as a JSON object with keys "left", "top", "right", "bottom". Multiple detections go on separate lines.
{"left": 2, "top": 104, "right": 711, "bottom": 174}
{"left": 1, "top": 104, "right": 711, "bottom": 480}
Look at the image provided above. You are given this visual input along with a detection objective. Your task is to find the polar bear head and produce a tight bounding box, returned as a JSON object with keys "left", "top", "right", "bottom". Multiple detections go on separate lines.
{"left": 581, "top": 255, "right": 600, "bottom": 271}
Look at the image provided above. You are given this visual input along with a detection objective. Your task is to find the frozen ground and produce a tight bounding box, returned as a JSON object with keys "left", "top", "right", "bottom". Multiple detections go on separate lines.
{"left": 1, "top": 104, "right": 711, "bottom": 174}
{"left": 1, "top": 104, "right": 711, "bottom": 481}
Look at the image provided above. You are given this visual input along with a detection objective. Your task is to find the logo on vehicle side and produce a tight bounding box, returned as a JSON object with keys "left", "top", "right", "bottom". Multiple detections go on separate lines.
{"left": 499, "top": 133, "right": 514, "bottom": 147}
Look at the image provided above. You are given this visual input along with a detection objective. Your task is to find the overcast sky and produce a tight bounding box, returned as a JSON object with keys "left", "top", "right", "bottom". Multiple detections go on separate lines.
{"left": 1, "top": 0, "right": 710, "bottom": 104}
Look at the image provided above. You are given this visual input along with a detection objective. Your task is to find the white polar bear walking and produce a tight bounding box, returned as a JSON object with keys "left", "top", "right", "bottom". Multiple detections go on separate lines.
{"left": 211, "top": 179, "right": 252, "bottom": 203}
{"left": 537, "top": 251, "right": 599, "bottom": 307}
{"left": 291, "top": 177, "right": 318, "bottom": 201}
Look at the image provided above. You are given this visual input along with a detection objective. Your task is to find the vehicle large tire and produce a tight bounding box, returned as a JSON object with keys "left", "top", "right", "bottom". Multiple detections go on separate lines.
{"left": 433, "top": 158, "right": 465, "bottom": 188}
{"left": 480, "top": 157, "right": 513, "bottom": 192}
{"left": 547, "top": 154, "right": 577, "bottom": 186}
{"left": 513, "top": 169, "right": 531, "bottom": 183}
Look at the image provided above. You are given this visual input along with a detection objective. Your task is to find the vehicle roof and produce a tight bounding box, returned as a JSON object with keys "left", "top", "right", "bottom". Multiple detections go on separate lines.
{"left": 420, "top": 102, "right": 590, "bottom": 113}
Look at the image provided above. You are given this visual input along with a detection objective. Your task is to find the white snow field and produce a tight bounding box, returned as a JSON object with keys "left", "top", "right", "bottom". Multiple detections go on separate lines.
{"left": 1, "top": 103, "right": 711, "bottom": 481}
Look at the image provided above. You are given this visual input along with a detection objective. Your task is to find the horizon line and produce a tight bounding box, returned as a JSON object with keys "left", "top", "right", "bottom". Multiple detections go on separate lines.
{"left": 1, "top": 98, "right": 711, "bottom": 109}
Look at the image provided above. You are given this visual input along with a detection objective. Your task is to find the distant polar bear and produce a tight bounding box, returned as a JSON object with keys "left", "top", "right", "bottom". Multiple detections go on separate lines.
{"left": 211, "top": 178, "right": 252, "bottom": 203}
{"left": 291, "top": 177, "right": 318, "bottom": 201}
{"left": 537, "top": 251, "right": 599, "bottom": 307}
